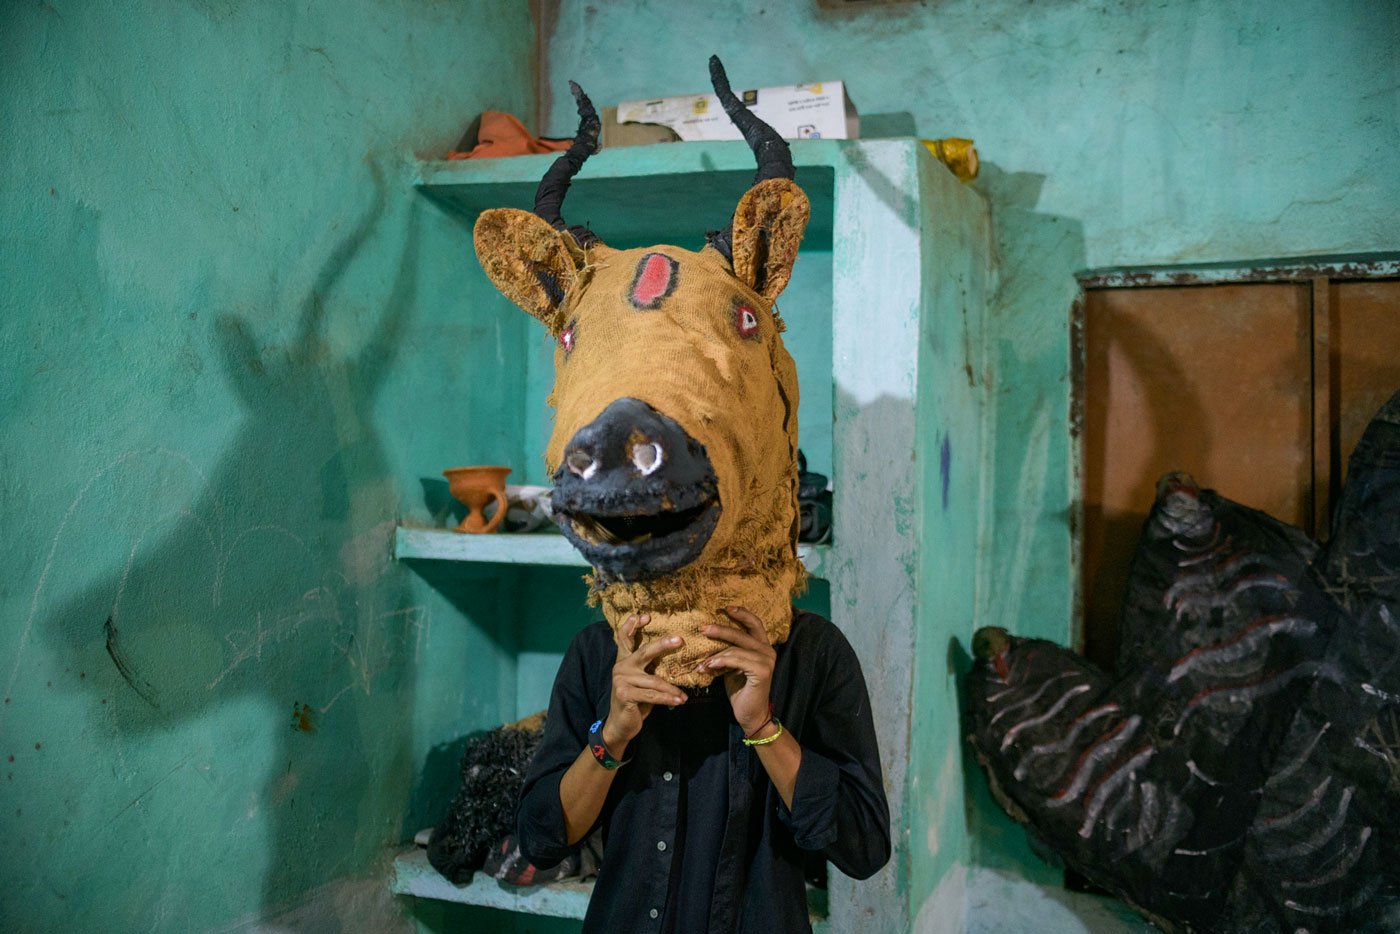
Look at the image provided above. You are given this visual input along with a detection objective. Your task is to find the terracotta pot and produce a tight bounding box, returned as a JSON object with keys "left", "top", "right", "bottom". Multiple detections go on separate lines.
{"left": 443, "top": 465, "right": 512, "bottom": 533}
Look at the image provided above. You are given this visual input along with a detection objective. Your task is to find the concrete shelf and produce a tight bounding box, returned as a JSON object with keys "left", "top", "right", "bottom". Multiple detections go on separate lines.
{"left": 391, "top": 846, "right": 829, "bottom": 925}
{"left": 394, "top": 526, "right": 588, "bottom": 567}
{"left": 391, "top": 847, "right": 592, "bottom": 920}
{"left": 417, "top": 140, "right": 839, "bottom": 249}
{"left": 393, "top": 525, "right": 832, "bottom": 577}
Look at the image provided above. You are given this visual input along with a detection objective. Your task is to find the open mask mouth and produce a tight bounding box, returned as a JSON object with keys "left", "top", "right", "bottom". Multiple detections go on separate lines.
{"left": 552, "top": 480, "right": 721, "bottom": 581}
{"left": 550, "top": 397, "right": 723, "bottom": 581}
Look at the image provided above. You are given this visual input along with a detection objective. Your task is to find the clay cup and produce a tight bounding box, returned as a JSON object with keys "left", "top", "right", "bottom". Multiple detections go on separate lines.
{"left": 443, "top": 465, "right": 512, "bottom": 534}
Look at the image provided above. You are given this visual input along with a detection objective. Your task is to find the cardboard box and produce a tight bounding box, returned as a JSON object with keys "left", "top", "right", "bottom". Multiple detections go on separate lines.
{"left": 601, "top": 106, "right": 680, "bottom": 149}
{"left": 616, "top": 81, "right": 858, "bottom": 142}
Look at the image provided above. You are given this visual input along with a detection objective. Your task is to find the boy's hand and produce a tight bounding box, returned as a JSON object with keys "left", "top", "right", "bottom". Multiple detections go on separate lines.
{"left": 603, "top": 614, "right": 686, "bottom": 752}
{"left": 700, "top": 606, "right": 777, "bottom": 735}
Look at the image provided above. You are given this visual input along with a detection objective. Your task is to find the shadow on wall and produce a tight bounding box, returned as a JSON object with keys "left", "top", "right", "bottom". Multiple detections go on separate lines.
{"left": 970, "top": 161, "right": 1086, "bottom": 649}
{"left": 960, "top": 162, "right": 1090, "bottom": 888}
{"left": 838, "top": 141, "right": 921, "bottom": 230}
{"left": 14, "top": 166, "right": 432, "bottom": 931}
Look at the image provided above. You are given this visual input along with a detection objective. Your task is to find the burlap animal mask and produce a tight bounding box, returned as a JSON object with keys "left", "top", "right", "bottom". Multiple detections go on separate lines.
{"left": 473, "top": 58, "right": 810, "bottom": 687}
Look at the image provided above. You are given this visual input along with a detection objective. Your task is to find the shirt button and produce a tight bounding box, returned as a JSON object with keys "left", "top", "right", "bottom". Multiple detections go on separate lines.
{"left": 649, "top": 908, "right": 659, "bottom": 919}
{"left": 663, "top": 771, "right": 674, "bottom": 781}
{"left": 656, "top": 840, "right": 667, "bottom": 852}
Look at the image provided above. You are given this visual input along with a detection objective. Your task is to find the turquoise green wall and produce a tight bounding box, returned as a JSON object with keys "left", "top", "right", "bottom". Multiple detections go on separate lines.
{"left": 4, "top": 1, "right": 1393, "bottom": 930}
{"left": 912, "top": 149, "right": 998, "bottom": 927}
{"left": 0, "top": 1, "right": 538, "bottom": 930}
{"left": 541, "top": 1, "right": 1396, "bottom": 261}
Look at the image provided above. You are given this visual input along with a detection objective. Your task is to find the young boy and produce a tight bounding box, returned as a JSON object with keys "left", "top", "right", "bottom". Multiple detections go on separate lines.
{"left": 518, "top": 604, "right": 890, "bottom": 933}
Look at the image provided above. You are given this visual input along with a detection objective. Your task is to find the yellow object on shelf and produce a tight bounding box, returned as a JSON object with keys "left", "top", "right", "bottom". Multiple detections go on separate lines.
{"left": 922, "top": 137, "right": 979, "bottom": 182}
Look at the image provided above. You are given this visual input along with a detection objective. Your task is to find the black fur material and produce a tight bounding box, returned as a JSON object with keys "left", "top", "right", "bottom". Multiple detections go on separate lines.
{"left": 967, "top": 390, "right": 1400, "bottom": 933}
{"left": 427, "top": 723, "right": 543, "bottom": 884}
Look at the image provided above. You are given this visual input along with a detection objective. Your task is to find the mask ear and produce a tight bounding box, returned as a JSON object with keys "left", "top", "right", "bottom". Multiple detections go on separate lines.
{"left": 730, "top": 178, "right": 810, "bottom": 303}
{"left": 474, "top": 208, "right": 586, "bottom": 333}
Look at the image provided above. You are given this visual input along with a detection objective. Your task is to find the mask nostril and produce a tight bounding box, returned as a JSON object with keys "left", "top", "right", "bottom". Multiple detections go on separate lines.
{"left": 566, "top": 449, "right": 598, "bottom": 480}
{"left": 631, "top": 441, "right": 664, "bottom": 477}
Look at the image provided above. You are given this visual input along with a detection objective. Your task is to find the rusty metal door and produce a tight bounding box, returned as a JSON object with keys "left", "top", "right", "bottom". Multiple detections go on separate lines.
{"left": 1076, "top": 269, "right": 1400, "bottom": 670}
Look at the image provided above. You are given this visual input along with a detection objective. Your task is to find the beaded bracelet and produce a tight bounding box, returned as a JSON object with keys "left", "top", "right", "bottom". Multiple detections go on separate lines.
{"left": 588, "top": 719, "right": 629, "bottom": 769}
{"left": 742, "top": 718, "right": 783, "bottom": 747}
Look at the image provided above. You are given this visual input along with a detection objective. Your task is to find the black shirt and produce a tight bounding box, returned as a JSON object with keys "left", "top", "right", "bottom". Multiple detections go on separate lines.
{"left": 517, "top": 611, "right": 891, "bottom": 934}
{"left": 657, "top": 686, "right": 730, "bottom": 934}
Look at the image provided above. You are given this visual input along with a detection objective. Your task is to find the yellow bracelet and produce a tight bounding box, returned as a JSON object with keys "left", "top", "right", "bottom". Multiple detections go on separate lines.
{"left": 742, "top": 718, "right": 783, "bottom": 747}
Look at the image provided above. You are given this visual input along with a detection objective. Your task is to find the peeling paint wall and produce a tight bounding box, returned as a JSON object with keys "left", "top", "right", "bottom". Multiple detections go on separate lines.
{"left": 0, "top": 1, "right": 536, "bottom": 930}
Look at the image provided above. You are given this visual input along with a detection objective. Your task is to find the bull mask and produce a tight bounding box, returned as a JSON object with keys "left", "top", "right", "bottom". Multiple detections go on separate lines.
{"left": 473, "top": 57, "right": 810, "bottom": 687}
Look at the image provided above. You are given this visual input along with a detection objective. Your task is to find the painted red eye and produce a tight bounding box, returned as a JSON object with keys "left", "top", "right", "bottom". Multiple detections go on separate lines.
{"left": 559, "top": 324, "right": 575, "bottom": 352}
{"left": 736, "top": 304, "right": 760, "bottom": 339}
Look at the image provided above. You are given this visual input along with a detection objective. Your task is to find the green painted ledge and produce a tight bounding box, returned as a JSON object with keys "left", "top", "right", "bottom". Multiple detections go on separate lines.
{"left": 391, "top": 847, "right": 829, "bottom": 925}
{"left": 415, "top": 139, "right": 868, "bottom": 249}
{"left": 392, "top": 848, "right": 591, "bottom": 919}
{"left": 395, "top": 526, "right": 589, "bottom": 567}
{"left": 393, "top": 526, "right": 832, "bottom": 577}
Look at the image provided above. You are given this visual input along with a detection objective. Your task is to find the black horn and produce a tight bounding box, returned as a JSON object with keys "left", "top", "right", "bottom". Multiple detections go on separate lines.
{"left": 710, "top": 55, "right": 794, "bottom": 184}
{"left": 706, "top": 55, "right": 794, "bottom": 261}
{"left": 534, "top": 80, "right": 602, "bottom": 247}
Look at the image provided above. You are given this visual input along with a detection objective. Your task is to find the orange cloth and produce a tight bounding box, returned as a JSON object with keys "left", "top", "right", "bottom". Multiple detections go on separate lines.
{"left": 448, "top": 111, "right": 573, "bottom": 160}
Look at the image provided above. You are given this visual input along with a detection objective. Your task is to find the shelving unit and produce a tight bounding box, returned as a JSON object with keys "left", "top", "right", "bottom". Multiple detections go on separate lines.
{"left": 394, "top": 526, "right": 831, "bottom": 577}
{"left": 396, "top": 137, "right": 1024, "bottom": 932}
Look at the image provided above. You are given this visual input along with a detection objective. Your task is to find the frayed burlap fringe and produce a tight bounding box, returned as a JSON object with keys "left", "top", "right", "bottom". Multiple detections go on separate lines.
{"left": 588, "top": 537, "right": 807, "bottom": 688}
